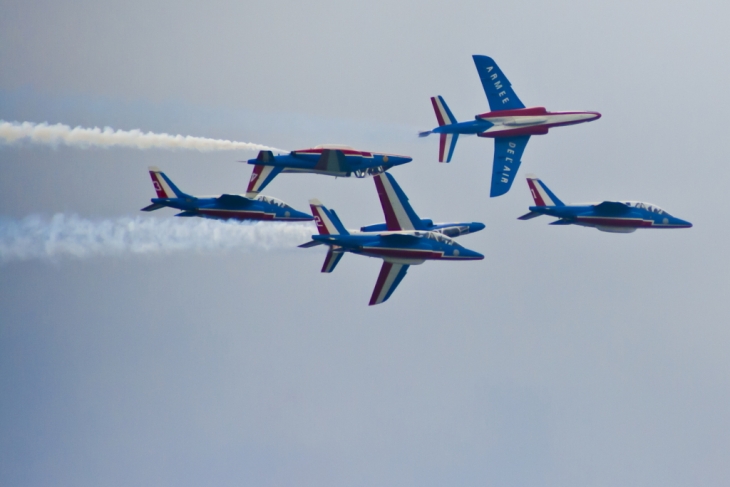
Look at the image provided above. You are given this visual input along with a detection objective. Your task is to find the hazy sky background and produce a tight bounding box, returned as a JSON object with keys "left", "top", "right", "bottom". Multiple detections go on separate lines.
{"left": 1, "top": 1, "right": 729, "bottom": 486}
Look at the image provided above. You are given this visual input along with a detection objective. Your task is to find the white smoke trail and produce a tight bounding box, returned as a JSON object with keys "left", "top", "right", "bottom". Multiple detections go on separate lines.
{"left": 0, "top": 120, "right": 285, "bottom": 152}
{"left": 0, "top": 214, "right": 315, "bottom": 264}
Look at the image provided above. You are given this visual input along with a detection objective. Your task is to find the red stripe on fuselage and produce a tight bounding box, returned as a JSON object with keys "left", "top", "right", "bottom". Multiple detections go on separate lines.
{"left": 197, "top": 209, "right": 307, "bottom": 221}
{"left": 361, "top": 247, "right": 444, "bottom": 260}
{"left": 477, "top": 107, "right": 549, "bottom": 118}
{"left": 293, "top": 148, "right": 374, "bottom": 157}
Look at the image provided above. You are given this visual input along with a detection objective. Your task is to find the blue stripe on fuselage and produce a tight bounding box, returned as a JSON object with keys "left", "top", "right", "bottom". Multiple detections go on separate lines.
{"left": 433, "top": 120, "right": 492, "bottom": 135}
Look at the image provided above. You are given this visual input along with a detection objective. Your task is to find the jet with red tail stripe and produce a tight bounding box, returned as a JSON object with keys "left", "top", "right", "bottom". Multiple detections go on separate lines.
{"left": 299, "top": 173, "right": 483, "bottom": 306}
{"left": 141, "top": 167, "right": 313, "bottom": 222}
{"left": 518, "top": 174, "right": 692, "bottom": 233}
{"left": 420, "top": 55, "right": 600, "bottom": 197}
{"left": 245, "top": 145, "right": 412, "bottom": 197}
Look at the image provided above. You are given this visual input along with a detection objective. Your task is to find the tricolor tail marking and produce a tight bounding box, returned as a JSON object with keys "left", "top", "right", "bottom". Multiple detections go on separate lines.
{"left": 525, "top": 174, "right": 564, "bottom": 207}
{"left": 309, "top": 199, "right": 348, "bottom": 236}
{"left": 148, "top": 167, "right": 179, "bottom": 198}
{"left": 430, "top": 96, "right": 457, "bottom": 126}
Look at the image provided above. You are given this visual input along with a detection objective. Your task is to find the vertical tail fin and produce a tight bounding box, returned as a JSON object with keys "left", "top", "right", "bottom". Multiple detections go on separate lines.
{"left": 431, "top": 96, "right": 458, "bottom": 126}
{"left": 148, "top": 167, "right": 186, "bottom": 198}
{"left": 430, "top": 97, "right": 459, "bottom": 163}
{"left": 373, "top": 173, "right": 426, "bottom": 231}
{"left": 525, "top": 174, "right": 564, "bottom": 207}
{"left": 246, "top": 151, "right": 282, "bottom": 197}
{"left": 309, "top": 199, "right": 349, "bottom": 235}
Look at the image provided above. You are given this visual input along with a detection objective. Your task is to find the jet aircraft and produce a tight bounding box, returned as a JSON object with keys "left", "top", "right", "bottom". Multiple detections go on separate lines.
{"left": 300, "top": 172, "right": 484, "bottom": 305}
{"left": 420, "top": 55, "right": 601, "bottom": 197}
{"left": 245, "top": 145, "right": 412, "bottom": 197}
{"left": 518, "top": 174, "right": 692, "bottom": 233}
{"left": 141, "top": 167, "right": 313, "bottom": 222}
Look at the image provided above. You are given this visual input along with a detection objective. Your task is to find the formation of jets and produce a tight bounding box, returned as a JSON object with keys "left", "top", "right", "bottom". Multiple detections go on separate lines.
{"left": 142, "top": 54, "right": 692, "bottom": 305}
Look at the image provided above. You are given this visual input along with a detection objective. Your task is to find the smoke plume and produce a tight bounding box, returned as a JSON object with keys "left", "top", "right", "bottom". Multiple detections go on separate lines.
{"left": 0, "top": 214, "right": 314, "bottom": 264}
{"left": 0, "top": 120, "right": 284, "bottom": 152}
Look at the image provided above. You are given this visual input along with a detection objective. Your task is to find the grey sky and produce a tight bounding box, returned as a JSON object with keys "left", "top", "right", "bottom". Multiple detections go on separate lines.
{"left": 1, "top": 1, "right": 729, "bottom": 486}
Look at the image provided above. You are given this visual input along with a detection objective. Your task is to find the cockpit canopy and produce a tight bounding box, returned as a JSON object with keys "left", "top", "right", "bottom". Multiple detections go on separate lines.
{"left": 623, "top": 201, "right": 666, "bottom": 215}
{"left": 414, "top": 231, "right": 458, "bottom": 246}
{"left": 255, "top": 195, "right": 290, "bottom": 208}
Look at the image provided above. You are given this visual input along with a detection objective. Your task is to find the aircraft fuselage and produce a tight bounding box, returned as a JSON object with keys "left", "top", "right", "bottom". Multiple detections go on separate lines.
{"left": 432, "top": 106, "right": 601, "bottom": 138}
{"left": 313, "top": 232, "right": 483, "bottom": 263}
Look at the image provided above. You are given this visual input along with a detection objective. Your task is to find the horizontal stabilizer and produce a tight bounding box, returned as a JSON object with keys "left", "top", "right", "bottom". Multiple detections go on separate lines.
{"left": 517, "top": 211, "right": 542, "bottom": 220}
{"left": 141, "top": 203, "right": 165, "bottom": 212}
{"left": 298, "top": 240, "right": 323, "bottom": 248}
{"left": 418, "top": 131, "right": 432, "bottom": 138}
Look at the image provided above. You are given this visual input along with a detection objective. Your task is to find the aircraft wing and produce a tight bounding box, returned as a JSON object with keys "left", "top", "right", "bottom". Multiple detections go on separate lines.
{"left": 592, "top": 201, "right": 631, "bottom": 215}
{"left": 369, "top": 261, "right": 410, "bottom": 306}
{"left": 473, "top": 55, "right": 526, "bottom": 112}
{"left": 314, "top": 149, "right": 353, "bottom": 173}
{"left": 490, "top": 135, "right": 530, "bottom": 197}
{"left": 374, "top": 173, "right": 426, "bottom": 231}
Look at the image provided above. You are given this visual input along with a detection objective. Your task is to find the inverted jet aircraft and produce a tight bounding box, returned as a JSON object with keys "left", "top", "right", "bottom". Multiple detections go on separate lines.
{"left": 300, "top": 172, "right": 484, "bottom": 305}
{"left": 518, "top": 175, "right": 692, "bottom": 233}
{"left": 245, "top": 145, "right": 412, "bottom": 197}
{"left": 141, "top": 167, "right": 313, "bottom": 222}
{"left": 420, "top": 55, "right": 601, "bottom": 197}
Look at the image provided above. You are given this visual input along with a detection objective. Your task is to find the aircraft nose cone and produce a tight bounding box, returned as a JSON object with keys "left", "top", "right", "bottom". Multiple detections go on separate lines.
{"left": 470, "top": 222, "right": 486, "bottom": 233}
{"left": 676, "top": 218, "right": 692, "bottom": 228}
{"left": 587, "top": 111, "right": 601, "bottom": 121}
{"left": 459, "top": 248, "right": 484, "bottom": 260}
{"left": 293, "top": 209, "right": 314, "bottom": 221}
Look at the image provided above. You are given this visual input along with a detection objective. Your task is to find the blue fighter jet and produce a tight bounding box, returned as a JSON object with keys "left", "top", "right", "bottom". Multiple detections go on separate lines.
{"left": 141, "top": 167, "right": 313, "bottom": 222}
{"left": 246, "top": 145, "right": 412, "bottom": 196}
{"left": 518, "top": 175, "right": 692, "bottom": 233}
{"left": 300, "top": 172, "right": 484, "bottom": 305}
{"left": 420, "top": 55, "right": 601, "bottom": 197}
